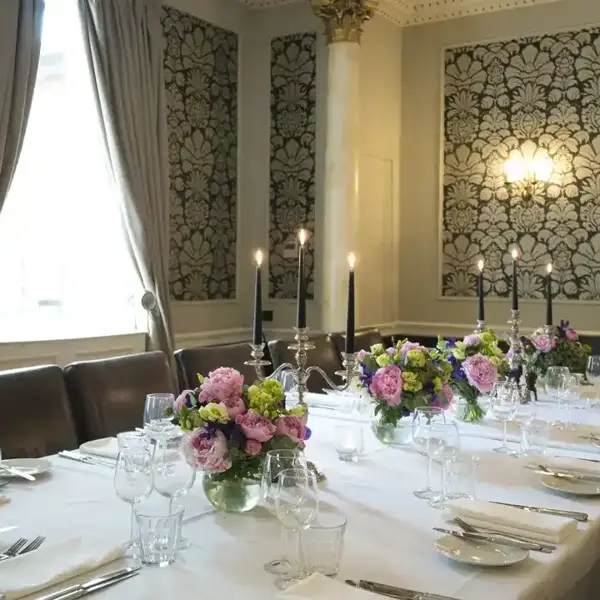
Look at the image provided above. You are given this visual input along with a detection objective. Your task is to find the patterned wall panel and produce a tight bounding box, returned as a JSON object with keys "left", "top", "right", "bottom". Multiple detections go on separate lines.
{"left": 162, "top": 7, "right": 238, "bottom": 300}
{"left": 269, "top": 33, "right": 316, "bottom": 299}
{"left": 442, "top": 27, "right": 600, "bottom": 300}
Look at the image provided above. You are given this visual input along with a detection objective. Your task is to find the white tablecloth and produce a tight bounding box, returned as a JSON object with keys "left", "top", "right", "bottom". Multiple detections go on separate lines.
{"left": 4, "top": 403, "right": 600, "bottom": 600}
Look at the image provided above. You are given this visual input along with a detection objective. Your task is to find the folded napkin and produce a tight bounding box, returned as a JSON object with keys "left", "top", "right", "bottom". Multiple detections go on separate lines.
{"left": 79, "top": 438, "right": 118, "bottom": 460}
{"left": 0, "top": 537, "right": 124, "bottom": 600}
{"left": 447, "top": 498, "right": 577, "bottom": 544}
{"left": 0, "top": 497, "right": 10, "bottom": 505}
{"left": 276, "top": 573, "right": 379, "bottom": 599}
{"left": 537, "top": 457, "right": 600, "bottom": 477}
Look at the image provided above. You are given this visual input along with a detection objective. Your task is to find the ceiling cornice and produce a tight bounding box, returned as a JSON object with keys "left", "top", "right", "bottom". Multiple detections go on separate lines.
{"left": 235, "top": 0, "right": 563, "bottom": 27}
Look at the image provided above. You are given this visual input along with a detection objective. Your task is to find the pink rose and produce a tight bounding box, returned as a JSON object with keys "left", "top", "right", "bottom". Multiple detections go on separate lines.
{"left": 199, "top": 367, "right": 244, "bottom": 405}
{"left": 441, "top": 382, "right": 454, "bottom": 403}
{"left": 174, "top": 389, "right": 194, "bottom": 411}
{"left": 189, "top": 429, "right": 231, "bottom": 473}
{"left": 236, "top": 410, "right": 276, "bottom": 442}
{"left": 244, "top": 439, "right": 262, "bottom": 456}
{"left": 369, "top": 365, "right": 402, "bottom": 406}
{"left": 566, "top": 328, "right": 579, "bottom": 341}
{"left": 275, "top": 415, "right": 307, "bottom": 443}
{"left": 532, "top": 334, "right": 556, "bottom": 353}
{"left": 462, "top": 354, "right": 497, "bottom": 394}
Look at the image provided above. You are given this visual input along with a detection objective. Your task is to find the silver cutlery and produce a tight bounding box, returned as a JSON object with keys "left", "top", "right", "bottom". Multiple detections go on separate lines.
{"left": 452, "top": 517, "right": 556, "bottom": 550}
{"left": 0, "top": 463, "right": 35, "bottom": 481}
{"left": 0, "top": 535, "right": 46, "bottom": 562}
{"left": 489, "top": 500, "right": 588, "bottom": 522}
{"left": 535, "top": 464, "right": 600, "bottom": 482}
{"left": 37, "top": 567, "right": 140, "bottom": 600}
{"left": 346, "top": 580, "right": 458, "bottom": 600}
{"left": 58, "top": 451, "right": 113, "bottom": 468}
{"left": 433, "top": 527, "right": 554, "bottom": 553}
{"left": 0, "top": 538, "right": 27, "bottom": 560}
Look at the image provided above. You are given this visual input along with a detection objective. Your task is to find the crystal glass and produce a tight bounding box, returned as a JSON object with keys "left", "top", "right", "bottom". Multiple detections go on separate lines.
{"left": 117, "top": 430, "right": 148, "bottom": 451}
{"left": 490, "top": 382, "right": 519, "bottom": 454}
{"left": 298, "top": 511, "right": 347, "bottom": 577}
{"left": 514, "top": 391, "right": 537, "bottom": 458}
{"left": 261, "top": 450, "right": 308, "bottom": 575}
{"left": 586, "top": 356, "right": 600, "bottom": 408}
{"left": 334, "top": 424, "right": 363, "bottom": 463}
{"left": 446, "top": 454, "right": 478, "bottom": 500}
{"left": 412, "top": 407, "right": 446, "bottom": 499}
{"left": 521, "top": 419, "right": 551, "bottom": 458}
{"left": 144, "top": 393, "right": 176, "bottom": 437}
{"left": 113, "top": 448, "right": 153, "bottom": 553}
{"left": 153, "top": 434, "right": 196, "bottom": 549}
{"left": 135, "top": 505, "right": 183, "bottom": 567}
{"left": 277, "top": 371, "right": 298, "bottom": 409}
{"left": 429, "top": 422, "right": 460, "bottom": 509}
{"left": 546, "top": 367, "right": 570, "bottom": 429}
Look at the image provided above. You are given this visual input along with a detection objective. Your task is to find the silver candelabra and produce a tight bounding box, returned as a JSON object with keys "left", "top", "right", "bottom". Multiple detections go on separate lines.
{"left": 507, "top": 309, "right": 530, "bottom": 402}
{"left": 244, "top": 327, "right": 361, "bottom": 407}
{"left": 474, "top": 319, "right": 486, "bottom": 334}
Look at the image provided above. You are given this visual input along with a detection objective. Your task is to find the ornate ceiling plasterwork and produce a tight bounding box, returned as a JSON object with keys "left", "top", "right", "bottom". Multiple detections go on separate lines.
{"left": 234, "top": 0, "right": 562, "bottom": 26}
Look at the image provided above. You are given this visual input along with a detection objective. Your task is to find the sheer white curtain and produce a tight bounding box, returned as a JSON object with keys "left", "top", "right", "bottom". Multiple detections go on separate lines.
{"left": 0, "top": 0, "right": 143, "bottom": 342}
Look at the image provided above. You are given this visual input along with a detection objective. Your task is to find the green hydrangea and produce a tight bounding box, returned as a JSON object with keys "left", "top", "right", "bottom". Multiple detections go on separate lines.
{"left": 261, "top": 379, "right": 284, "bottom": 403}
{"left": 376, "top": 353, "right": 393, "bottom": 367}
{"left": 370, "top": 343, "right": 385, "bottom": 355}
{"left": 402, "top": 371, "right": 423, "bottom": 392}
{"left": 406, "top": 349, "right": 426, "bottom": 368}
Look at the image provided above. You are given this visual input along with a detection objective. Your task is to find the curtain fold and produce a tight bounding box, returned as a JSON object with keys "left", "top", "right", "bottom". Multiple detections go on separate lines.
{"left": 0, "top": 0, "right": 45, "bottom": 210}
{"left": 77, "top": 0, "right": 177, "bottom": 384}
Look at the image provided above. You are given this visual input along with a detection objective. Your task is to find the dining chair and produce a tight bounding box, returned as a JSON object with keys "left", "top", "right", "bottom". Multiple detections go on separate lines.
{"left": 0, "top": 365, "right": 78, "bottom": 458}
{"left": 331, "top": 328, "right": 384, "bottom": 355}
{"left": 64, "top": 351, "right": 173, "bottom": 443}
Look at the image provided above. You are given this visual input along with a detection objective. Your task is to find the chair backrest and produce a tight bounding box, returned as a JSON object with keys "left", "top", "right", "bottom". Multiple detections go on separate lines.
{"left": 268, "top": 334, "right": 343, "bottom": 393}
{"left": 174, "top": 342, "right": 268, "bottom": 391}
{"left": 331, "top": 328, "right": 384, "bottom": 355}
{"left": 0, "top": 365, "right": 78, "bottom": 458}
{"left": 64, "top": 351, "right": 173, "bottom": 443}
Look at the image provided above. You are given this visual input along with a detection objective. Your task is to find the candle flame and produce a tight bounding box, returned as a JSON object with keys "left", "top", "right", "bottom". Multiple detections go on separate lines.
{"left": 348, "top": 253, "right": 356, "bottom": 270}
{"left": 547, "top": 263, "right": 553, "bottom": 274}
{"left": 255, "top": 249, "right": 263, "bottom": 267}
{"left": 511, "top": 248, "right": 518, "bottom": 260}
{"left": 298, "top": 229, "right": 307, "bottom": 246}
{"left": 477, "top": 259, "right": 484, "bottom": 272}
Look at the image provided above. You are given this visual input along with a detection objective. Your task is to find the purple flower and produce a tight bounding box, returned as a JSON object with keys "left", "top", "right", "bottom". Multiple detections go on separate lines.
{"left": 235, "top": 410, "right": 276, "bottom": 442}
{"left": 462, "top": 354, "right": 497, "bottom": 394}
{"left": 188, "top": 429, "right": 231, "bottom": 473}
{"left": 463, "top": 334, "right": 481, "bottom": 347}
{"left": 174, "top": 389, "right": 195, "bottom": 411}
{"left": 369, "top": 365, "right": 403, "bottom": 406}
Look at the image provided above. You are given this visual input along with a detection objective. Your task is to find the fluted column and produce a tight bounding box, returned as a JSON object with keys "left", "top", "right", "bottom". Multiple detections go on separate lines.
{"left": 310, "top": 0, "right": 377, "bottom": 333}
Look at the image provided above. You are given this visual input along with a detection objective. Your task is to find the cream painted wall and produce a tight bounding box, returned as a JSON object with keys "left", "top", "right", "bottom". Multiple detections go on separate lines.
{"left": 400, "top": 0, "right": 600, "bottom": 337}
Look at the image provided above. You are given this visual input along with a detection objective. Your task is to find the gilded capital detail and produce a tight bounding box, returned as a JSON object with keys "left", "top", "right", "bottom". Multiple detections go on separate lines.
{"left": 309, "top": 0, "right": 379, "bottom": 44}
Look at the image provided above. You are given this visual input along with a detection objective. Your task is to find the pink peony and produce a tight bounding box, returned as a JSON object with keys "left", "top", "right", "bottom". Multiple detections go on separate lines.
{"left": 369, "top": 365, "right": 403, "bottom": 406}
{"left": 532, "top": 334, "right": 556, "bottom": 353}
{"left": 189, "top": 429, "right": 231, "bottom": 473}
{"left": 275, "top": 415, "right": 307, "bottom": 443}
{"left": 236, "top": 410, "right": 276, "bottom": 442}
{"left": 462, "top": 355, "right": 497, "bottom": 394}
{"left": 199, "top": 367, "right": 244, "bottom": 405}
{"left": 222, "top": 396, "right": 246, "bottom": 419}
{"left": 441, "top": 382, "right": 454, "bottom": 403}
{"left": 174, "top": 389, "right": 194, "bottom": 411}
{"left": 399, "top": 342, "right": 427, "bottom": 357}
{"left": 566, "top": 328, "right": 579, "bottom": 341}
{"left": 244, "top": 439, "right": 262, "bottom": 456}
{"left": 463, "top": 334, "right": 481, "bottom": 347}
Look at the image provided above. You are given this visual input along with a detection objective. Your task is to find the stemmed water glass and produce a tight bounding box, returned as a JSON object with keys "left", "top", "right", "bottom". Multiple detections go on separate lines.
{"left": 153, "top": 433, "right": 197, "bottom": 549}
{"left": 114, "top": 447, "right": 154, "bottom": 554}
{"left": 491, "top": 382, "right": 519, "bottom": 454}
{"left": 546, "top": 366, "right": 570, "bottom": 428}
{"left": 428, "top": 422, "right": 460, "bottom": 509}
{"left": 412, "top": 407, "right": 446, "bottom": 499}
{"left": 514, "top": 389, "right": 537, "bottom": 457}
{"left": 144, "top": 393, "right": 176, "bottom": 437}
{"left": 586, "top": 356, "right": 600, "bottom": 408}
{"left": 276, "top": 371, "right": 298, "bottom": 409}
{"left": 262, "top": 449, "right": 309, "bottom": 574}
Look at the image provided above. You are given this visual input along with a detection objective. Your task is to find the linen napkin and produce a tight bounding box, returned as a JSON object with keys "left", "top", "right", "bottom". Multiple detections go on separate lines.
{"left": 79, "top": 437, "right": 119, "bottom": 460}
{"left": 446, "top": 498, "right": 577, "bottom": 544}
{"left": 276, "top": 573, "right": 379, "bottom": 599}
{"left": 0, "top": 537, "right": 124, "bottom": 600}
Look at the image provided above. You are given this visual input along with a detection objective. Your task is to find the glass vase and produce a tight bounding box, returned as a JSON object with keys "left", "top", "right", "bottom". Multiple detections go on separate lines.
{"left": 450, "top": 395, "right": 489, "bottom": 423}
{"left": 202, "top": 473, "right": 261, "bottom": 513}
{"left": 371, "top": 417, "right": 413, "bottom": 446}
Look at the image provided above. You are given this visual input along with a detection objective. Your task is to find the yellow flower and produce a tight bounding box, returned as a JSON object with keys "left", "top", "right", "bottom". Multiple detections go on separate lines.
{"left": 406, "top": 349, "right": 426, "bottom": 367}
{"left": 376, "top": 353, "right": 393, "bottom": 367}
{"left": 198, "top": 402, "right": 229, "bottom": 424}
{"left": 371, "top": 343, "right": 385, "bottom": 355}
{"left": 403, "top": 371, "right": 423, "bottom": 393}
{"left": 433, "top": 377, "right": 442, "bottom": 392}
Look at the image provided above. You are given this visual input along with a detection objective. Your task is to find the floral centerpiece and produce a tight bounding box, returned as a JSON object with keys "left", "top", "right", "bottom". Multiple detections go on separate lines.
{"left": 171, "top": 367, "right": 309, "bottom": 513}
{"left": 358, "top": 341, "right": 453, "bottom": 444}
{"left": 437, "top": 330, "right": 509, "bottom": 423}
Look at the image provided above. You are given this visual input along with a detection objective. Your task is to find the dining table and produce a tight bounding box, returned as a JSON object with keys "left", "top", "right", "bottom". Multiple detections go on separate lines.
{"left": 3, "top": 391, "right": 600, "bottom": 600}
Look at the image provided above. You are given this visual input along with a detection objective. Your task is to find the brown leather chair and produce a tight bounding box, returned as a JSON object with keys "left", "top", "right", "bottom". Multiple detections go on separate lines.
{"left": 174, "top": 342, "right": 269, "bottom": 391}
{"left": 64, "top": 351, "right": 173, "bottom": 443}
{"left": 0, "top": 365, "right": 78, "bottom": 458}
{"left": 268, "top": 334, "right": 343, "bottom": 393}
{"left": 331, "top": 328, "right": 384, "bottom": 355}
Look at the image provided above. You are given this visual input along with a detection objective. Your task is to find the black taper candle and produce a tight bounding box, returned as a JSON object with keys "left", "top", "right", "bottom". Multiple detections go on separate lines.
{"left": 296, "top": 230, "right": 307, "bottom": 328}
{"left": 511, "top": 249, "right": 519, "bottom": 310}
{"left": 546, "top": 264, "right": 553, "bottom": 327}
{"left": 346, "top": 254, "right": 356, "bottom": 354}
{"left": 252, "top": 250, "right": 263, "bottom": 345}
{"left": 477, "top": 260, "right": 485, "bottom": 322}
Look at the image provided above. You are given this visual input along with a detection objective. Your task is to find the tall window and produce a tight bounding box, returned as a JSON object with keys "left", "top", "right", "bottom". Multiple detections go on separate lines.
{"left": 0, "top": 0, "right": 143, "bottom": 342}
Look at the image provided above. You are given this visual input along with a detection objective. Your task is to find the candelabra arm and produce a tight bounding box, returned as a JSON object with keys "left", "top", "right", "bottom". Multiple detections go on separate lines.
{"left": 474, "top": 319, "right": 486, "bottom": 334}
{"left": 506, "top": 309, "right": 530, "bottom": 403}
{"left": 306, "top": 352, "right": 360, "bottom": 393}
{"left": 264, "top": 363, "right": 295, "bottom": 381}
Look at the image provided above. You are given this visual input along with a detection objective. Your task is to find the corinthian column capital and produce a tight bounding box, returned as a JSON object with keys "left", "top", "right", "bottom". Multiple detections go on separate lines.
{"left": 309, "top": 0, "right": 379, "bottom": 44}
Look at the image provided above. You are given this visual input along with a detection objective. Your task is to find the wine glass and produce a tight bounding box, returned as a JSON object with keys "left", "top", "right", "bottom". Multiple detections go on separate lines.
{"left": 276, "top": 371, "right": 298, "bottom": 409}
{"left": 546, "top": 367, "right": 570, "bottom": 429}
{"left": 144, "top": 393, "right": 176, "bottom": 438}
{"left": 114, "top": 447, "right": 153, "bottom": 553}
{"left": 262, "top": 449, "right": 308, "bottom": 574}
{"left": 274, "top": 468, "right": 319, "bottom": 584}
{"left": 153, "top": 433, "right": 196, "bottom": 549}
{"left": 412, "top": 407, "right": 446, "bottom": 499}
{"left": 429, "top": 421, "right": 460, "bottom": 509}
{"left": 514, "top": 390, "right": 537, "bottom": 458}
{"left": 490, "top": 382, "right": 519, "bottom": 454}
{"left": 587, "top": 356, "right": 600, "bottom": 408}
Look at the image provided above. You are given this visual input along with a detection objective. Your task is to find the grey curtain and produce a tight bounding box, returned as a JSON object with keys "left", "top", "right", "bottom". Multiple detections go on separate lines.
{"left": 77, "top": 0, "right": 176, "bottom": 379}
{"left": 0, "top": 0, "right": 44, "bottom": 209}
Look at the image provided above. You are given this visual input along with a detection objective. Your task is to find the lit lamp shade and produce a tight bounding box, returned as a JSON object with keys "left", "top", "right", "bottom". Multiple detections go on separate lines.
{"left": 503, "top": 157, "right": 526, "bottom": 183}
{"left": 531, "top": 155, "right": 553, "bottom": 182}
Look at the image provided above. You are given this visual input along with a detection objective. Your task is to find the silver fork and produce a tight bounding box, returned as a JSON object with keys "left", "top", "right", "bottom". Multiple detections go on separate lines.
{"left": 0, "top": 538, "right": 28, "bottom": 561}
{"left": 17, "top": 535, "right": 45, "bottom": 555}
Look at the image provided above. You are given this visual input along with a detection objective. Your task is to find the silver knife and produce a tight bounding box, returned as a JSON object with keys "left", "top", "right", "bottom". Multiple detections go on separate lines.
{"left": 347, "top": 580, "right": 459, "bottom": 600}
{"left": 0, "top": 463, "right": 35, "bottom": 481}
{"left": 490, "top": 501, "right": 588, "bottom": 522}
{"left": 433, "top": 528, "right": 553, "bottom": 553}
{"left": 36, "top": 567, "right": 139, "bottom": 600}
{"left": 534, "top": 466, "right": 600, "bottom": 483}
{"left": 58, "top": 452, "right": 113, "bottom": 469}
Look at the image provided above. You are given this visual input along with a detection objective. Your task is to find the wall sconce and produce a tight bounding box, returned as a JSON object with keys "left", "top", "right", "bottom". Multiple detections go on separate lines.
{"left": 504, "top": 147, "right": 553, "bottom": 201}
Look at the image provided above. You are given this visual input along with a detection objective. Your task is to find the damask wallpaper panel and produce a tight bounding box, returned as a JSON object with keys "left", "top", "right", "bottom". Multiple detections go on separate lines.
{"left": 269, "top": 33, "right": 317, "bottom": 300}
{"left": 162, "top": 6, "right": 238, "bottom": 301}
{"left": 442, "top": 27, "right": 600, "bottom": 301}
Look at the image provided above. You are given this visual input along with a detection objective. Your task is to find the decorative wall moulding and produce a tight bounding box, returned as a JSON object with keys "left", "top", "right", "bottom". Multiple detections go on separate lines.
{"left": 234, "top": 0, "right": 562, "bottom": 26}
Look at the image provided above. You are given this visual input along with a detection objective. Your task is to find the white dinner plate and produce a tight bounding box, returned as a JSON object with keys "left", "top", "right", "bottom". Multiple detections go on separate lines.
{"left": 540, "top": 475, "right": 600, "bottom": 496}
{"left": 435, "top": 534, "right": 529, "bottom": 567}
{"left": 0, "top": 458, "right": 52, "bottom": 478}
